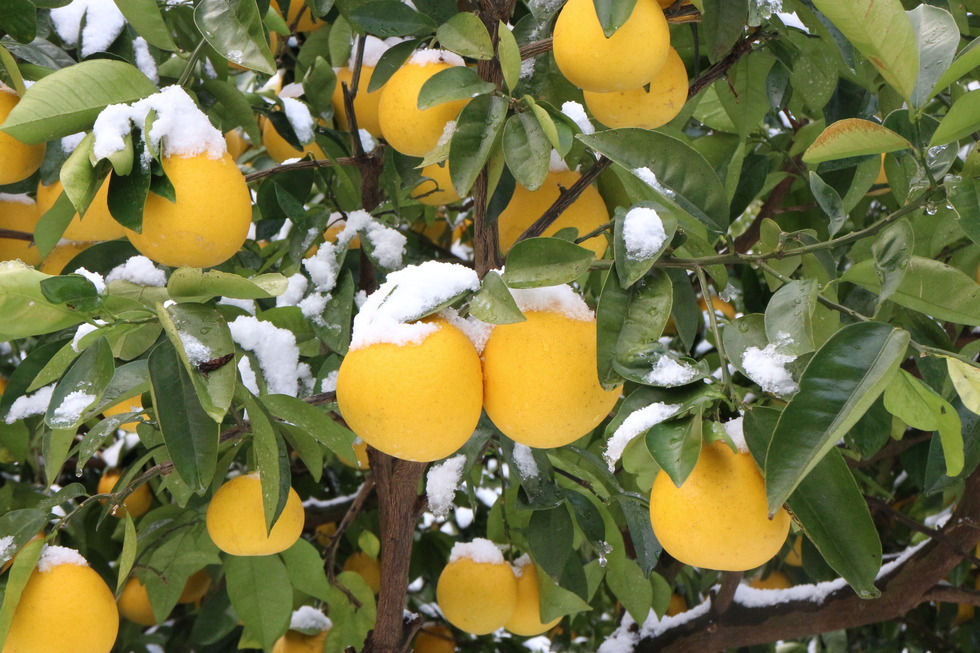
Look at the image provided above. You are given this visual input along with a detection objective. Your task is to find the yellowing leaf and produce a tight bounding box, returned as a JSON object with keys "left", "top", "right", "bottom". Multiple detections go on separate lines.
{"left": 941, "top": 356, "right": 980, "bottom": 416}
{"left": 803, "top": 119, "right": 913, "bottom": 164}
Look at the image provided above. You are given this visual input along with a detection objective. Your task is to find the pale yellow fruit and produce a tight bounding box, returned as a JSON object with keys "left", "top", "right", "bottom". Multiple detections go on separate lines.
{"left": 102, "top": 394, "right": 145, "bottom": 433}
{"left": 411, "top": 162, "right": 460, "bottom": 206}
{"left": 272, "top": 0, "right": 327, "bottom": 32}
{"left": 205, "top": 474, "right": 305, "bottom": 556}
{"left": 553, "top": 0, "right": 670, "bottom": 92}
{"left": 118, "top": 577, "right": 158, "bottom": 626}
{"left": 0, "top": 195, "right": 41, "bottom": 266}
{"left": 748, "top": 570, "right": 792, "bottom": 590}
{"left": 36, "top": 178, "right": 127, "bottom": 242}
{"left": 343, "top": 551, "right": 381, "bottom": 594}
{"left": 262, "top": 116, "right": 327, "bottom": 163}
{"left": 0, "top": 89, "right": 45, "bottom": 186}
{"left": 272, "top": 630, "right": 328, "bottom": 653}
{"left": 649, "top": 440, "right": 792, "bottom": 571}
{"left": 98, "top": 468, "right": 153, "bottom": 519}
{"left": 482, "top": 310, "right": 621, "bottom": 449}
{"left": 39, "top": 241, "right": 92, "bottom": 275}
{"left": 178, "top": 568, "right": 212, "bottom": 604}
{"left": 332, "top": 66, "right": 383, "bottom": 137}
{"left": 125, "top": 152, "right": 252, "bottom": 268}
{"left": 666, "top": 593, "right": 686, "bottom": 616}
{"left": 505, "top": 561, "right": 561, "bottom": 636}
{"left": 5, "top": 558, "right": 119, "bottom": 652}
{"left": 583, "top": 47, "right": 688, "bottom": 129}
{"left": 336, "top": 317, "right": 483, "bottom": 462}
{"left": 497, "top": 170, "right": 610, "bottom": 258}
{"left": 437, "top": 557, "right": 518, "bottom": 635}
{"left": 378, "top": 57, "right": 469, "bottom": 157}
{"left": 224, "top": 130, "right": 248, "bottom": 159}
{"left": 414, "top": 624, "right": 455, "bottom": 653}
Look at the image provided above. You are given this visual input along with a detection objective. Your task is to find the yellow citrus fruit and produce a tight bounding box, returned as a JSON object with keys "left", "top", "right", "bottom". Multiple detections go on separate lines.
{"left": 552, "top": 0, "right": 670, "bottom": 92}
{"left": 313, "top": 522, "right": 338, "bottom": 547}
{"left": 748, "top": 570, "right": 792, "bottom": 590}
{"left": 411, "top": 162, "right": 460, "bottom": 206}
{"left": 505, "top": 560, "right": 561, "bottom": 636}
{"left": 657, "top": 0, "right": 674, "bottom": 7}
{"left": 332, "top": 66, "right": 383, "bottom": 137}
{"left": 205, "top": 473, "right": 305, "bottom": 556}
{"left": 98, "top": 468, "right": 153, "bottom": 519}
{"left": 649, "top": 440, "right": 792, "bottom": 571}
{"left": 272, "top": 630, "right": 328, "bottom": 653}
{"left": 436, "top": 557, "right": 518, "bottom": 635}
{"left": 666, "top": 593, "right": 687, "bottom": 616}
{"left": 377, "top": 53, "right": 469, "bottom": 157}
{"left": 272, "top": 0, "right": 326, "bottom": 32}
{"left": 178, "top": 568, "right": 212, "bottom": 604}
{"left": 697, "top": 295, "right": 736, "bottom": 320}
{"left": 39, "top": 241, "right": 92, "bottom": 275}
{"left": 125, "top": 152, "right": 252, "bottom": 268}
{"left": 36, "top": 178, "right": 127, "bottom": 242}
{"left": 482, "top": 310, "right": 621, "bottom": 449}
{"left": 224, "top": 130, "right": 248, "bottom": 159}
{"left": 783, "top": 535, "right": 803, "bottom": 567}
{"left": 102, "top": 394, "right": 145, "bottom": 433}
{"left": 336, "top": 317, "right": 483, "bottom": 462}
{"left": 875, "top": 153, "right": 888, "bottom": 186}
{"left": 5, "top": 549, "right": 119, "bottom": 653}
{"left": 583, "top": 47, "right": 688, "bottom": 129}
{"left": 261, "top": 116, "right": 327, "bottom": 163}
{"left": 414, "top": 624, "right": 455, "bottom": 653}
{"left": 342, "top": 551, "right": 381, "bottom": 594}
{"left": 339, "top": 439, "right": 370, "bottom": 469}
{"left": 0, "top": 88, "right": 45, "bottom": 186}
{"left": 0, "top": 195, "right": 41, "bottom": 266}
{"left": 118, "top": 576, "right": 159, "bottom": 626}
{"left": 497, "top": 170, "right": 610, "bottom": 258}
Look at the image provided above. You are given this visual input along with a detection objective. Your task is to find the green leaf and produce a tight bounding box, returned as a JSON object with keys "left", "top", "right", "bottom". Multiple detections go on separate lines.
{"left": 943, "top": 356, "right": 980, "bottom": 417}
{"left": 260, "top": 394, "right": 357, "bottom": 462}
{"left": 596, "top": 270, "right": 632, "bottom": 388}
{"left": 502, "top": 237, "right": 594, "bottom": 288}
{"left": 195, "top": 0, "right": 276, "bottom": 74}
{"left": 842, "top": 256, "right": 980, "bottom": 326}
{"left": 0, "top": 539, "right": 43, "bottom": 650}
{"left": 348, "top": 1, "right": 435, "bottom": 37}
{"left": 809, "top": 0, "right": 918, "bottom": 100}
{"left": 611, "top": 494, "right": 661, "bottom": 575}
{"left": 114, "top": 0, "right": 177, "bottom": 51}
{"left": 497, "top": 20, "right": 521, "bottom": 92}
{"left": 0, "top": 59, "right": 157, "bottom": 144}
{"left": 580, "top": 129, "right": 729, "bottom": 234}
{"left": 808, "top": 172, "right": 846, "bottom": 237}
{"left": 107, "top": 144, "right": 152, "bottom": 231}
{"left": 527, "top": 506, "right": 574, "bottom": 581}
{"left": 764, "top": 279, "right": 818, "bottom": 357}
{"left": 592, "top": 0, "right": 637, "bottom": 37}
{"left": 907, "top": 4, "right": 958, "bottom": 110}
{"left": 883, "top": 370, "right": 963, "bottom": 476}
{"left": 0, "top": 0, "right": 36, "bottom": 44}
{"left": 0, "top": 43, "right": 27, "bottom": 96}
{"left": 0, "top": 510, "right": 47, "bottom": 568}
{"left": 929, "top": 91, "right": 980, "bottom": 146}
{"left": 802, "top": 119, "right": 912, "bottom": 164}
{"left": 931, "top": 38, "right": 980, "bottom": 94}
{"left": 468, "top": 270, "right": 526, "bottom": 324}
{"left": 241, "top": 392, "right": 290, "bottom": 532}
{"left": 613, "top": 203, "right": 677, "bottom": 288}
{"left": 870, "top": 218, "right": 913, "bottom": 308}
{"left": 536, "top": 562, "right": 593, "bottom": 622}
{"left": 366, "top": 38, "right": 418, "bottom": 93}
{"left": 946, "top": 173, "right": 980, "bottom": 249}
{"left": 502, "top": 112, "right": 551, "bottom": 192}
{"left": 168, "top": 268, "right": 288, "bottom": 302}
{"left": 44, "top": 337, "right": 113, "bottom": 430}
{"left": 224, "top": 554, "right": 293, "bottom": 651}
{"left": 435, "top": 12, "right": 493, "bottom": 59}
{"left": 745, "top": 408, "right": 882, "bottom": 598}
{"left": 645, "top": 416, "right": 702, "bottom": 487}
{"left": 701, "top": 0, "right": 747, "bottom": 63}
{"left": 117, "top": 513, "right": 138, "bottom": 592}
{"left": 765, "top": 322, "right": 909, "bottom": 513}
{"left": 606, "top": 555, "right": 652, "bottom": 623}
{"left": 610, "top": 272, "right": 674, "bottom": 383}
{"left": 148, "top": 340, "right": 219, "bottom": 493}
{"left": 417, "top": 66, "right": 495, "bottom": 110}
{"left": 448, "top": 93, "right": 507, "bottom": 196}
{"left": 280, "top": 538, "right": 334, "bottom": 602}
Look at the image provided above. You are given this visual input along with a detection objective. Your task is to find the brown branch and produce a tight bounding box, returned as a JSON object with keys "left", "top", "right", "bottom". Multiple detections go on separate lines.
{"left": 687, "top": 31, "right": 776, "bottom": 100}
{"left": 326, "top": 478, "right": 377, "bottom": 580}
{"left": 923, "top": 585, "right": 980, "bottom": 607}
{"left": 710, "top": 571, "right": 743, "bottom": 620}
{"left": 514, "top": 156, "right": 612, "bottom": 245}
{"left": 865, "top": 495, "right": 980, "bottom": 567}
{"left": 733, "top": 167, "right": 797, "bottom": 254}
{"left": 0, "top": 228, "right": 34, "bottom": 242}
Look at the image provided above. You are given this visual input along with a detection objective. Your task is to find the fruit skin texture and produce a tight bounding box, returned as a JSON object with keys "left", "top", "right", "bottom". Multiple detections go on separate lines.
{"left": 125, "top": 152, "right": 252, "bottom": 268}
{"left": 343, "top": 551, "right": 381, "bottom": 594}
{"left": 118, "top": 577, "right": 158, "bottom": 626}
{"left": 505, "top": 562, "right": 561, "bottom": 636}
{"left": 205, "top": 474, "right": 305, "bottom": 556}
{"left": 378, "top": 59, "right": 469, "bottom": 157}
{"left": 39, "top": 241, "right": 92, "bottom": 275}
{"left": 414, "top": 624, "right": 455, "bottom": 653}
{"left": 748, "top": 570, "right": 792, "bottom": 590}
{"left": 0, "top": 89, "right": 45, "bottom": 186}
{"left": 4, "top": 562, "right": 119, "bottom": 653}
{"left": 412, "top": 161, "right": 460, "bottom": 206}
{"left": 272, "top": 630, "right": 328, "bottom": 653}
{"left": 436, "top": 557, "right": 518, "bottom": 635}
{"left": 583, "top": 47, "right": 688, "bottom": 130}
{"left": 0, "top": 196, "right": 41, "bottom": 266}
{"left": 497, "top": 170, "right": 610, "bottom": 258}
{"left": 178, "top": 568, "right": 212, "bottom": 604}
{"left": 262, "top": 117, "right": 326, "bottom": 163}
{"left": 98, "top": 468, "right": 153, "bottom": 519}
{"left": 331, "top": 66, "right": 383, "bottom": 137}
{"left": 482, "top": 311, "right": 621, "bottom": 449}
{"left": 552, "top": 0, "right": 670, "bottom": 92}
{"left": 336, "top": 318, "right": 483, "bottom": 462}
{"left": 101, "top": 394, "right": 145, "bottom": 433}
{"left": 649, "top": 440, "right": 792, "bottom": 571}
{"left": 36, "top": 178, "right": 127, "bottom": 242}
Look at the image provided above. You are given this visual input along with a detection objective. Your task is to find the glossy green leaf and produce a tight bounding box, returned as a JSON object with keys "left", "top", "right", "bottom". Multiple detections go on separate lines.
{"left": 349, "top": 1, "right": 435, "bottom": 37}
{"left": 280, "top": 538, "right": 334, "bottom": 603}
{"left": 502, "top": 112, "right": 551, "bottom": 192}
{"left": 645, "top": 416, "right": 702, "bottom": 487}
{"left": 764, "top": 279, "right": 817, "bottom": 357}
{"left": 808, "top": 172, "right": 846, "bottom": 236}
{"left": 610, "top": 272, "right": 675, "bottom": 383}
{"left": 842, "top": 256, "right": 980, "bottom": 326}
{"left": 702, "top": 0, "right": 747, "bottom": 63}
{"left": 611, "top": 494, "right": 661, "bottom": 575}
{"left": 537, "top": 562, "right": 593, "bottom": 622}
{"left": 0, "top": 539, "right": 43, "bottom": 649}
{"left": 765, "top": 322, "right": 909, "bottom": 513}
{"left": 435, "top": 12, "right": 493, "bottom": 59}
{"left": 468, "top": 270, "right": 526, "bottom": 325}
{"left": 114, "top": 0, "right": 177, "bottom": 50}
{"left": 0, "top": 60, "right": 156, "bottom": 144}
{"left": 224, "top": 554, "right": 293, "bottom": 651}
{"left": 44, "top": 337, "right": 113, "bottom": 430}
{"left": 613, "top": 204, "right": 676, "bottom": 288}
{"left": 195, "top": 0, "right": 275, "bottom": 74}
{"left": 929, "top": 91, "right": 980, "bottom": 146}
{"left": 931, "top": 37, "right": 980, "bottom": 94}
{"left": 870, "top": 218, "right": 914, "bottom": 307}
{"left": 502, "top": 237, "right": 594, "bottom": 288}
{"left": 802, "top": 119, "right": 912, "bottom": 164}
{"left": 593, "top": 0, "right": 637, "bottom": 37}
{"left": 167, "top": 268, "right": 288, "bottom": 302}
{"left": 809, "top": 0, "right": 918, "bottom": 100}
{"left": 606, "top": 555, "right": 652, "bottom": 623}
{"left": 260, "top": 394, "right": 357, "bottom": 462}
{"left": 497, "top": 20, "right": 521, "bottom": 91}
{"left": 366, "top": 39, "right": 419, "bottom": 93}
{"left": 527, "top": 505, "right": 574, "bottom": 581}
{"left": 241, "top": 391, "right": 291, "bottom": 532}
{"left": 417, "top": 66, "right": 494, "bottom": 110}
{"left": 883, "top": 370, "right": 963, "bottom": 476}
{"left": 946, "top": 173, "right": 980, "bottom": 248}
{"left": 596, "top": 269, "right": 631, "bottom": 388}
{"left": 0, "top": 0, "right": 36, "bottom": 45}
{"left": 580, "top": 129, "right": 729, "bottom": 234}
{"left": 907, "top": 5, "right": 958, "bottom": 110}
{"left": 448, "top": 93, "right": 507, "bottom": 196}
{"left": 0, "top": 510, "right": 47, "bottom": 569}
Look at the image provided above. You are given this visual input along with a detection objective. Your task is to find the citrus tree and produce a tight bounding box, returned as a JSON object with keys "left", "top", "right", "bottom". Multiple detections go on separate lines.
{"left": 1, "top": 0, "right": 980, "bottom": 651}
